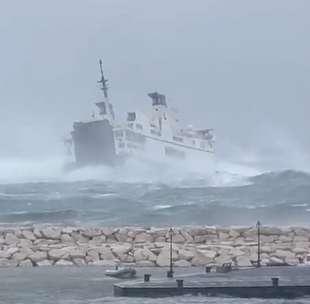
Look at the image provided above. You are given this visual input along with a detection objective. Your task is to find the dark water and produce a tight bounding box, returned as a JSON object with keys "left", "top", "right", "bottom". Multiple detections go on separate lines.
{"left": 0, "top": 169, "right": 309, "bottom": 227}
{"left": 1, "top": 266, "right": 310, "bottom": 304}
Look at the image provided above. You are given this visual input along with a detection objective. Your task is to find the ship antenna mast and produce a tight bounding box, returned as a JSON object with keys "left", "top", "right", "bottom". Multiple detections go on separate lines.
{"left": 98, "top": 59, "right": 109, "bottom": 99}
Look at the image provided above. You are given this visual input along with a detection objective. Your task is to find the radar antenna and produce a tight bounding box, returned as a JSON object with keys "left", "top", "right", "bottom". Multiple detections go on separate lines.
{"left": 98, "top": 59, "right": 109, "bottom": 99}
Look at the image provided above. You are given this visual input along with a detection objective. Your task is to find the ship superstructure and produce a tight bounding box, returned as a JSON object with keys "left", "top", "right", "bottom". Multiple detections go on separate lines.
{"left": 68, "top": 61, "right": 215, "bottom": 167}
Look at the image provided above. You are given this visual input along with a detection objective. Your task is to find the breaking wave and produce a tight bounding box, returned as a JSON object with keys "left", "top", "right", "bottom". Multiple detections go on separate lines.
{"left": 0, "top": 154, "right": 261, "bottom": 188}
{"left": 0, "top": 166, "right": 309, "bottom": 227}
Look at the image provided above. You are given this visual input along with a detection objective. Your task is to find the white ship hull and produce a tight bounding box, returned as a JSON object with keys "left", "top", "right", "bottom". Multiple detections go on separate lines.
{"left": 115, "top": 131, "right": 215, "bottom": 165}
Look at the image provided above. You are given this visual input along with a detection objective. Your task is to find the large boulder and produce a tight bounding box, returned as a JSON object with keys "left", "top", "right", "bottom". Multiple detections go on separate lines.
{"left": 71, "top": 232, "right": 89, "bottom": 243}
{"left": 86, "top": 249, "right": 100, "bottom": 263}
{"left": 0, "top": 250, "right": 11, "bottom": 259}
{"left": 68, "top": 248, "right": 86, "bottom": 259}
{"left": 18, "top": 239, "right": 33, "bottom": 248}
{"left": 114, "top": 228, "right": 129, "bottom": 242}
{"left": 48, "top": 247, "right": 71, "bottom": 260}
{"left": 12, "top": 249, "right": 33, "bottom": 262}
{"left": 6, "top": 247, "right": 19, "bottom": 256}
{"left": 180, "top": 230, "right": 194, "bottom": 242}
{"left": 269, "top": 256, "right": 284, "bottom": 264}
{"left": 135, "top": 232, "right": 153, "bottom": 243}
{"left": 178, "top": 249, "right": 195, "bottom": 261}
{"left": 111, "top": 244, "right": 132, "bottom": 258}
{"left": 214, "top": 254, "right": 233, "bottom": 266}
{"left": 230, "top": 247, "right": 245, "bottom": 257}
{"left": 229, "top": 229, "right": 240, "bottom": 239}
{"left": 36, "top": 259, "right": 53, "bottom": 266}
{"left": 274, "top": 249, "right": 295, "bottom": 259}
{"left": 218, "top": 232, "right": 230, "bottom": 240}
{"left": 21, "top": 230, "right": 36, "bottom": 241}
{"left": 292, "top": 227, "right": 310, "bottom": 237}
{"left": 189, "top": 227, "right": 217, "bottom": 237}
{"left": 81, "top": 228, "right": 103, "bottom": 238}
{"left": 98, "top": 247, "right": 115, "bottom": 260}
{"left": 293, "top": 247, "right": 308, "bottom": 254}
{"left": 33, "top": 228, "right": 43, "bottom": 238}
{"left": 235, "top": 255, "right": 251, "bottom": 267}
{"left": 156, "top": 248, "right": 178, "bottom": 267}
{"left": 294, "top": 236, "right": 309, "bottom": 243}
{"left": 41, "top": 228, "right": 61, "bottom": 240}
{"left": 72, "top": 258, "right": 86, "bottom": 266}
{"left": 134, "top": 248, "right": 157, "bottom": 262}
{"left": 55, "top": 259, "right": 74, "bottom": 266}
{"left": 89, "top": 235, "right": 106, "bottom": 245}
{"left": 136, "top": 260, "right": 155, "bottom": 267}
{"left": 18, "top": 259, "right": 33, "bottom": 267}
{"left": 191, "top": 251, "right": 213, "bottom": 266}
{"left": 5, "top": 233, "right": 18, "bottom": 245}
{"left": 260, "top": 227, "right": 283, "bottom": 236}
{"left": 60, "top": 234, "right": 73, "bottom": 243}
{"left": 29, "top": 251, "right": 47, "bottom": 263}
{"left": 174, "top": 259, "right": 191, "bottom": 267}
{"left": 101, "top": 227, "right": 115, "bottom": 237}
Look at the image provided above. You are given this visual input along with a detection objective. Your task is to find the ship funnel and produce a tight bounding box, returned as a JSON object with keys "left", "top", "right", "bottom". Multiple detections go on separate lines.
{"left": 148, "top": 92, "right": 167, "bottom": 107}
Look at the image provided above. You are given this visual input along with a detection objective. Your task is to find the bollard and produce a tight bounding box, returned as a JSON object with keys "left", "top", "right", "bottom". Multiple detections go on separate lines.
{"left": 271, "top": 277, "right": 279, "bottom": 287}
{"left": 205, "top": 266, "right": 212, "bottom": 273}
{"left": 144, "top": 274, "right": 151, "bottom": 282}
{"left": 167, "top": 270, "right": 174, "bottom": 278}
{"left": 176, "top": 279, "right": 184, "bottom": 288}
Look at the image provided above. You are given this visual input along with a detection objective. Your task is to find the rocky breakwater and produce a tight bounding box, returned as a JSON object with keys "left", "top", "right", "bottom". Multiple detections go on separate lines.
{"left": 0, "top": 226, "right": 309, "bottom": 267}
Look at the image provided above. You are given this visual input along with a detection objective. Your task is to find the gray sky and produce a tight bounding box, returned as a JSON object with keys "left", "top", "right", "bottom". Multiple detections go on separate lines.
{"left": 0, "top": 0, "right": 309, "bottom": 169}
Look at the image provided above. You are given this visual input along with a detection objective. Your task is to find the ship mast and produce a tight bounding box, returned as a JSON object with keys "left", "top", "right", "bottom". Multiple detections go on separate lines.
{"left": 98, "top": 59, "right": 109, "bottom": 99}
{"left": 95, "top": 59, "right": 115, "bottom": 121}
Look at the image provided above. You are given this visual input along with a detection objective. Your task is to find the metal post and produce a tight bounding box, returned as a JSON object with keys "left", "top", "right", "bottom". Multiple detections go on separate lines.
{"left": 256, "top": 220, "right": 261, "bottom": 268}
{"left": 144, "top": 274, "right": 151, "bottom": 282}
{"left": 167, "top": 228, "right": 174, "bottom": 278}
{"left": 176, "top": 279, "right": 184, "bottom": 288}
{"left": 271, "top": 277, "right": 279, "bottom": 287}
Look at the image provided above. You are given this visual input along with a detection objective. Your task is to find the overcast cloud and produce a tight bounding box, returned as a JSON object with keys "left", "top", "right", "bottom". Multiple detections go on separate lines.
{"left": 0, "top": 0, "right": 309, "bottom": 170}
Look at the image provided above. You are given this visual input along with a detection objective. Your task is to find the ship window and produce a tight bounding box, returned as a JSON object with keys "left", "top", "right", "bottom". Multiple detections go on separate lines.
{"left": 173, "top": 136, "right": 183, "bottom": 143}
{"left": 128, "top": 123, "right": 134, "bottom": 129}
{"left": 118, "top": 142, "right": 125, "bottom": 148}
{"left": 115, "top": 130, "right": 123, "bottom": 137}
{"left": 125, "top": 130, "right": 145, "bottom": 143}
{"left": 127, "top": 112, "right": 136, "bottom": 121}
{"left": 200, "top": 141, "right": 205, "bottom": 149}
{"left": 136, "top": 123, "right": 143, "bottom": 130}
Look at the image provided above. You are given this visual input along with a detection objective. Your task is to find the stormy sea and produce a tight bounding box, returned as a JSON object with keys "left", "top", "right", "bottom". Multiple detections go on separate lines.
{"left": 0, "top": 158, "right": 309, "bottom": 228}
{"left": 1, "top": 158, "right": 310, "bottom": 303}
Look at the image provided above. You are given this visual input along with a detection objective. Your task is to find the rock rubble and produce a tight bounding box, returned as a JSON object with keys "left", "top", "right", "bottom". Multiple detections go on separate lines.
{"left": 0, "top": 226, "right": 308, "bottom": 267}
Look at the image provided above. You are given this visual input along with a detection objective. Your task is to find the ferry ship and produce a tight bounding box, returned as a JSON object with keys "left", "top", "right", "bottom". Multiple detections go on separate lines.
{"left": 65, "top": 60, "right": 215, "bottom": 167}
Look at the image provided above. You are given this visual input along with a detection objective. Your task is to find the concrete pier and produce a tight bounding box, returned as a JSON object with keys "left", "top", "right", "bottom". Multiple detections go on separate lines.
{"left": 114, "top": 266, "right": 310, "bottom": 298}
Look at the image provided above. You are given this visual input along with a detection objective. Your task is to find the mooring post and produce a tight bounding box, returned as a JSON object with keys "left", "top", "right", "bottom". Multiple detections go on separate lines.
{"left": 256, "top": 220, "right": 261, "bottom": 268}
{"left": 271, "top": 277, "right": 279, "bottom": 287}
{"left": 144, "top": 274, "right": 151, "bottom": 282}
{"left": 176, "top": 279, "right": 184, "bottom": 288}
{"left": 205, "top": 266, "right": 212, "bottom": 273}
{"left": 167, "top": 228, "right": 174, "bottom": 278}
